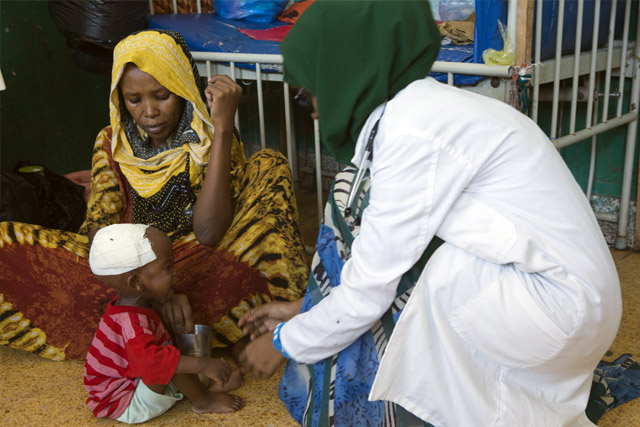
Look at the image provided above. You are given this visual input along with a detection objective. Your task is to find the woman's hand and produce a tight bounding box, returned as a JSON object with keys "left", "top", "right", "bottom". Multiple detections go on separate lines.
{"left": 192, "top": 75, "right": 240, "bottom": 247}
{"left": 204, "top": 75, "right": 242, "bottom": 134}
{"left": 238, "top": 333, "right": 286, "bottom": 379}
{"left": 238, "top": 299, "right": 303, "bottom": 340}
{"left": 157, "top": 293, "right": 194, "bottom": 335}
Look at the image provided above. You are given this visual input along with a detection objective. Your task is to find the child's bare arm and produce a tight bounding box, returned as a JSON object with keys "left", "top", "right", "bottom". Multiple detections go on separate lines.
{"left": 175, "top": 355, "right": 232, "bottom": 385}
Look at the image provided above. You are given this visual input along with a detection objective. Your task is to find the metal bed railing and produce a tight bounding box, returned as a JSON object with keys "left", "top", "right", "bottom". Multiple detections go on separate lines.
{"left": 151, "top": 0, "right": 639, "bottom": 249}
{"left": 531, "top": 0, "right": 639, "bottom": 249}
{"left": 190, "top": 52, "right": 515, "bottom": 229}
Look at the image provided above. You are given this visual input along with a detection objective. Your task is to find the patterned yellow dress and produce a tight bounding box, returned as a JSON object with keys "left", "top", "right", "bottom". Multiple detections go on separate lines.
{"left": 0, "top": 30, "right": 308, "bottom": 360}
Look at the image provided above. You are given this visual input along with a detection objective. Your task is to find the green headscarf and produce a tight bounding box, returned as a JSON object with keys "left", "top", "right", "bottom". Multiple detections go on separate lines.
{"left": 280, "top": 0, "right": 441, "bottom": 164}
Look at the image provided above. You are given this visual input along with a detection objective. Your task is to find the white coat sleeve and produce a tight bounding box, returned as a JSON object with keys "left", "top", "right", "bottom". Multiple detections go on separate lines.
{"left": 281, "top": 128, "right": 477, "bottom": 364}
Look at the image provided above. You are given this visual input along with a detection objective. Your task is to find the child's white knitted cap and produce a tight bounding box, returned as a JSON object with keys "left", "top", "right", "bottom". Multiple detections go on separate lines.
{"left": 89, "top": 224, "right": 157, "bottom": 275}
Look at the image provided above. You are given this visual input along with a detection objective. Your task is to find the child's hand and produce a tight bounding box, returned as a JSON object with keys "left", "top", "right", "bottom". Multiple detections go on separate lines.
{"left": 202, "top": 357, "right": 233, "bottom": 385}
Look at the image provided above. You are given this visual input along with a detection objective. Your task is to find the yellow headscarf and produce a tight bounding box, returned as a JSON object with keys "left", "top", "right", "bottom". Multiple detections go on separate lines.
{"left": 110, "top": 30, "right": 244, "bottom": 198}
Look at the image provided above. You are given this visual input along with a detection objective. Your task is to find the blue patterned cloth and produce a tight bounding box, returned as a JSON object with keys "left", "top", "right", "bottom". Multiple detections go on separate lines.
{"left": 586, "top": 353, "right": 640, "bottom": 424}
{"left": 278, "top": 169, "right": 441, "bottom": 427}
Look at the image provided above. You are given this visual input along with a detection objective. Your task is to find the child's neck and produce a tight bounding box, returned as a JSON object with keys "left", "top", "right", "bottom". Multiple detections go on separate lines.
{"left": 114, "top": 294, "right": 152, "bottom": 309}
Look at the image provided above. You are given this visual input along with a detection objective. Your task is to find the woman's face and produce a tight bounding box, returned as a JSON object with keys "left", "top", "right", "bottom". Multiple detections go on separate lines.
{"left": 119, "top": 63, "right": 185, "bottom": 149}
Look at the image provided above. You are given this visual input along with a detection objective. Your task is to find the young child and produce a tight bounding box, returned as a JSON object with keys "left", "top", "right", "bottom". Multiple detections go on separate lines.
{"left": 84, "top": 223, "right": 244, "bottom": 423}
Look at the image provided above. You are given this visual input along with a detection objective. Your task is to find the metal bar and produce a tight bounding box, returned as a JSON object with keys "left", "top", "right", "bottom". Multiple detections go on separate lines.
{"left": 536, "top": 45, "right": 624, "bottom": 84}
{"left": 204, "top": 60, "right": 213, "bottom": 126}
{"left": 532, "top": 0, "right": 543, "bottom": 122}
{"left": 314, "top": 119, "right": 323, "bottom": 228}
{"left": 191, "top": 45, "right": 626, "bottom": 84}
{"left": 192, "top": 52, "right": 283, "bottom": 64}
{"left": 570, "top": 0, "right": 584, "bottom": 134}
{"left": 193, "top": 55, "right": 512, "bottom": 78}
{"left": 448, "top": 72, "right": 454, "bottom": 85}
{"left": 586, "top": 133, "right": 597, "bottom": 199}
{"left": 148, "top": 0, "right": 154, "bottom": 15}
{"left": 586, "top": 0, "right": 601, "bottom": 129}
{"left": 595, "top": 211, "right": 619, "bottom": 222}
{"left": 552, "top": 110, "right": 637, "bottom": 148}
{"left": 255, "top": 64, "right": 266, "bottom": 150}
{"left": 289, "top": 108, "right": 298, "bottom": 185}
{"left": 538, "top": 86, "right": 591, "bottom": 102}
{"left": 172, "top": 0, "right": 177, "bottom": 14}
{"left": 197, "top": 0, "right": 202, "bottom": 14}
{"left": 284, "top": 86, "right": 299, "bottom": 185}
{"left": 616, "top": 0, "right": 631, "bottom": 117}
{"left": 587, "top": 76, "right": 600, "bottom": 200}
{"left": 614, "top": 3, "right": 640, "bottom": 249}
{"left": 551, "top": 0, "right": 566, "bottom": 139}
{"left": 431, "top": 61, "right": 512, "bottom": 77}
{"left": 601, "top": 0, "right": 618, "bottom": 122}
{"left": 507, "top": 0, "right": 518, "bottom": 62}
{"left": 230, "top": 62, "right": 240, "bottom": 132}
{"left": 283, "top": 83, "right": 294, "bottom": 173}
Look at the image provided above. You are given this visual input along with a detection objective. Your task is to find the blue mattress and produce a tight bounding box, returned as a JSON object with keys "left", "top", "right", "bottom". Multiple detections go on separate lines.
{"left": 145, "top": 12, "right": 487, "bottom": 85}
{"left": 146, "top": 13, "right": 286, "bottom": 56}
{"left": 431, "top": 44, "right": 478, "bottom": 85}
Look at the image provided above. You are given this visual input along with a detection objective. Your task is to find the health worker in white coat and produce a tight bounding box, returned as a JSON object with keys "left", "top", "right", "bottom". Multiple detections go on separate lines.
{"left": 238, "top": 1, "right": 622, "bottom": 426}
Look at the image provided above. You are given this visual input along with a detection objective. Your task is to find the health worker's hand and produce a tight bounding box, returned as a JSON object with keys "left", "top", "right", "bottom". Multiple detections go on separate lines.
{"left": 238, "top": 333, "right": 286, "bottom": 379}
{"left": 238, "top": 299, "right": 303, "bottom": 340}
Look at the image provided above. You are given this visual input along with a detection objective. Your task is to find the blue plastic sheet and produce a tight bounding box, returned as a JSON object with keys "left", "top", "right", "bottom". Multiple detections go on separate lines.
{"left": 535, "top": 0, "right": 625, "bottom": 61}
{"left": 473, "top": 0, "right": 508, "bottom": 64}
{"left": 146, "top": 13, "right": 286, "bottom": 55}
{"left": 212, "top": 0, "right": 288, "bottom": 23}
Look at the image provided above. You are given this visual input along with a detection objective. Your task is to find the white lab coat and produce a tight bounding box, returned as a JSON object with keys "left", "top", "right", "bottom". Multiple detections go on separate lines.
{"left": 281, "top": 77, "right": 621, "bottom": 426}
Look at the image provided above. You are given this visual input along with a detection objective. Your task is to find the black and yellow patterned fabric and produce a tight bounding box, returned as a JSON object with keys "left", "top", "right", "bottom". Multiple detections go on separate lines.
{"left": 0, "top": 29, "right": 309, "bottom": 359}
{"left": 129, "top": 162, "right": 196, "bottom": 238}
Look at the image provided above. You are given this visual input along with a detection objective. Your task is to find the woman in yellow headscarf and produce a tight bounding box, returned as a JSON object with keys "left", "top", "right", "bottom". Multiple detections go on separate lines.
{"left": 0, "top": 29, "right": 308, "bottom": 360}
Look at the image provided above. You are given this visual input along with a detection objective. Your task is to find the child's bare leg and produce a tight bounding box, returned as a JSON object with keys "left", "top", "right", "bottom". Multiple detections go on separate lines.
{"left": 208, "top": 368, "right": 243, "bottom": 393}
{"left": 145, "top": 383, "right": 168, "bottom": 395}
{"left": 173, "top": 373, "right": 245, "bottom": 413}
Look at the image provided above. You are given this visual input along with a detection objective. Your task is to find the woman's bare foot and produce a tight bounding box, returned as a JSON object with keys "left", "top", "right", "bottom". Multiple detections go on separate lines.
{"left": 191, "top": 390, "right": 245, "bottom": 414}
{"left": 208, "top": 368, "right": 243, "bottom": 392}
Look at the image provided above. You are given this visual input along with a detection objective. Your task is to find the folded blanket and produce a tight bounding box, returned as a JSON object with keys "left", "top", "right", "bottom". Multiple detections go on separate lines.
{"left": 237, "top": 25, "right": 292, "bottom": 42}
{"left": 438, "top": 12, "right": 475, "bottom": 45}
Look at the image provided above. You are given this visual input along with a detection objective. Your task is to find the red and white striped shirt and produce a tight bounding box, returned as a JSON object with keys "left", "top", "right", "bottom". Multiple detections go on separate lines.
{"left": 84, "top": 297, "right": 181, "bottom": 419}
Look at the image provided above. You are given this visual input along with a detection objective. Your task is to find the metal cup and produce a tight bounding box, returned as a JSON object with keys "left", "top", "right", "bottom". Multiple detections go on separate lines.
{"left": 175, "top": 324, "right": 213, "bottom": 386}
{"left": 175, "top": 324, "right": 212, "bottom": 357}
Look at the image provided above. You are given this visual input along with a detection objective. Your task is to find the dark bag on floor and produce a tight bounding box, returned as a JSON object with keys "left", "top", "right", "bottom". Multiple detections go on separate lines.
{"left": 0, "top": 162, "right": 87, "bottom": 232}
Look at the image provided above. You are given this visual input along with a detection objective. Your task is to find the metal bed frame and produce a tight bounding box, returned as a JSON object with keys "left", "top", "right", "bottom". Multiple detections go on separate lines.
{"left": 151, "top": 0, "right": 640, "bottom": 250}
